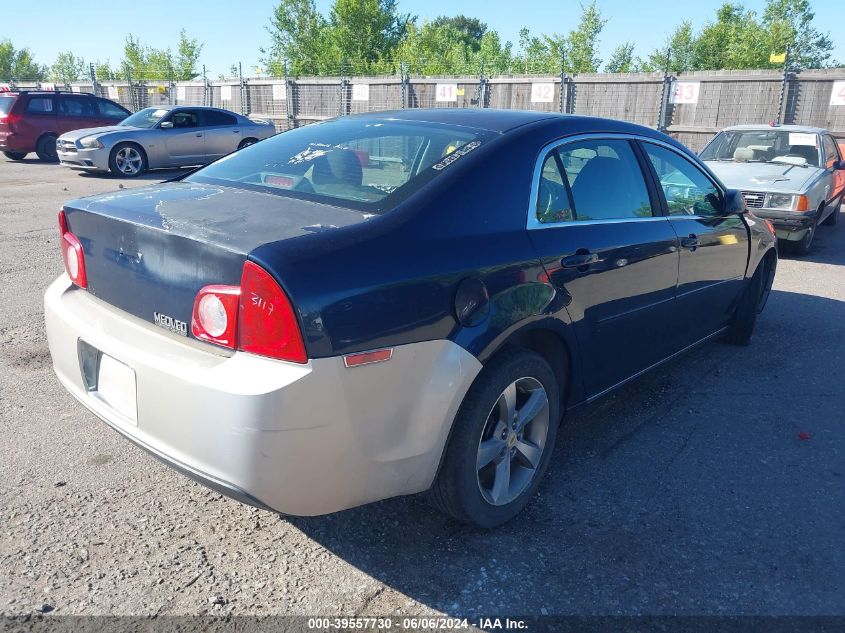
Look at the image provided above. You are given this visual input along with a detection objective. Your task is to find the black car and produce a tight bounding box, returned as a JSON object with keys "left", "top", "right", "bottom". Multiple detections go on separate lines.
{"left": 45, "top": 109, "right": 777, "bottom": 528}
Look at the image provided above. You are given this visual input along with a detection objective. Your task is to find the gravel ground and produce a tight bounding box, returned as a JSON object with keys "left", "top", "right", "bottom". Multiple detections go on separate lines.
{"left": 0, "top": 157, "right": 843, "bottom": 619}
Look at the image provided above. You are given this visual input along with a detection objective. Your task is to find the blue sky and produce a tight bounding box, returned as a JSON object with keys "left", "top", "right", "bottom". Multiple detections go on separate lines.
{"left": 3, "top": 0, "right": 842, "bottom": 76}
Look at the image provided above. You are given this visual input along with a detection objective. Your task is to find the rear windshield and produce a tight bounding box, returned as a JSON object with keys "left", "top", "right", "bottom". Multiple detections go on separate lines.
{"left": 0, "top": 97, "right": 13, "bottom": 116}
{"left": 185, "top": 118, "right": 494, "bottom": 212}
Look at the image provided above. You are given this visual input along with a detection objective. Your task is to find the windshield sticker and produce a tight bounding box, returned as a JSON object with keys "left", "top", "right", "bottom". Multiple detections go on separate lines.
{"left": 788, "top": 132, "right": 817, "bottom": 146}
{"left": 432, "top": 140, "right": 482, "bottom": 171}
{"left": 287, "top": 144, "right": 331, "bottom": 165}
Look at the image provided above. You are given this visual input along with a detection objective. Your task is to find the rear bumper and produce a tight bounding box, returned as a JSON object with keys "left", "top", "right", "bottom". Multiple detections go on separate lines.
{"left": 0, "top": 133, "right": 29, "bottom": 152}
{"left": 44, "top": 276, "right": 481, "bottom": 515}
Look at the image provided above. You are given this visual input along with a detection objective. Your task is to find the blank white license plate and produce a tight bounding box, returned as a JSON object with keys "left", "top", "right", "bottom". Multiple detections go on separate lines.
{"left": 96, "top": 354, "right": 137, "bottom": 425}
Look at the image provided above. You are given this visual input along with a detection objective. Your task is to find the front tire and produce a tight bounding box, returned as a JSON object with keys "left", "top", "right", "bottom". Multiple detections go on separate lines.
{"left": 108, "top": 143, "right": 147, "bottom": 177}
{"left": 726, "top": 254, "right": 774, "bottom": 346}
{"left": 3, "top": 151, "right": 26, "bottom": 160}
{"left": 35, "top": 134, "right": 58, "bottom": 162}
{"left": 822, "top": 198, "right": 840, "bottom": 226}
{"left": 430, "top": 348, "right": 561, "bottom": 528}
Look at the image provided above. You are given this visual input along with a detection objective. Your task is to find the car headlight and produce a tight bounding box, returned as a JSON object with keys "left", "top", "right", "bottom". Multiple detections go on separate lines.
{"left": 78, "top": 136, "right": 104, "bottom": 150}
{"left": 765, "top": 193, "right": 795, "bottom": 210}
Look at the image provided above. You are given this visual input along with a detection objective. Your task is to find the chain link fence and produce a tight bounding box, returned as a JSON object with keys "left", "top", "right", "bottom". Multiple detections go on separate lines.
{"left": 3, "top": 67, "right": 845, "bottom": 150}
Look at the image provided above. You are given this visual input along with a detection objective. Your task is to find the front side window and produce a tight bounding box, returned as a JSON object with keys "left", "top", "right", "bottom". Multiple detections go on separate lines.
{"left": 823, "top": 135, "right": 840, "bottom": 168}
{"left": 98, "top": 99, "right": 129, "bottom": 120}
{"left": 186, "top": 118, "right": 492, "bottom": 211}
{"left": 642, "top": 143, "right": 722, "bottom": 217}
{"left": 25, "top": 97, "right": 54, "bottom": 114}
{"left": 168, "top": 110, "right": 199, "bottom": 128}
{"left": 539, "top": 139, "right": 653, "bottom": 222}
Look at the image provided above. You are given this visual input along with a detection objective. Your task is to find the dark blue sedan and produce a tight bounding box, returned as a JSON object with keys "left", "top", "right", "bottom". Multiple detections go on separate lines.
{"left": 45, "top": 109, "right": 777, "bottom": 528}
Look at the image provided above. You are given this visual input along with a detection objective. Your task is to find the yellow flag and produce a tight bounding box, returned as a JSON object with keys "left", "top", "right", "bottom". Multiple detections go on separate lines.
{"left": 770, "top": 51, "right": 786, "bottom": 64}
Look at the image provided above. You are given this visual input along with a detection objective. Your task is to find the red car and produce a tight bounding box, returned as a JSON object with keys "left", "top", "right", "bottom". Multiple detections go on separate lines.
{"left": 0, "top": 91, "right": 131, "bottom": 162}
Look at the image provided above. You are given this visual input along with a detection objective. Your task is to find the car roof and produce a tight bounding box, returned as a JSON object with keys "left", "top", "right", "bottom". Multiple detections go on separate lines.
{"left": 345, "top": 108, "right": 665, "bottom": 136}
{"left": 721, "top": 124, "right": 828, "bottom": 135}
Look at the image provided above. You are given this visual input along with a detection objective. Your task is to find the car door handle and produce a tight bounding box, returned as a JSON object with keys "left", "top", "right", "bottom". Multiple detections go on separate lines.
{"left": 233, "top": 130, "right": 240, "bottom": 133}
{"left": 561, "top": 252, "right": 600, "bottom": 269}
{"left": 681, "top": 234, "right": 700, "bottom": 251}
{"left": 195, "top": 133, "right": 203, "bottom": 137}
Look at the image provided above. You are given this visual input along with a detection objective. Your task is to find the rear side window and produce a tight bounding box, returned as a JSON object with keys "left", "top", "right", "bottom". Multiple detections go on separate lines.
{"left": 59, "top": 96, "right": 96, "bottom": 117}
{"left": 0, "top": 97, "right": 14, "bottom": 116}
{"left": 25, "top": 97, "right": 54, "bottom": 114}
{"left": 204, "top": 110, "right": 237, "bottom": 126}
{"left": 536, "top": 139, "right": 653, "bottom": 223}
{"left": 98, "top": 99, "right": 129, "bottom": 120}
{"left": 186, "top": 118, "right": 493, "bottom": 212}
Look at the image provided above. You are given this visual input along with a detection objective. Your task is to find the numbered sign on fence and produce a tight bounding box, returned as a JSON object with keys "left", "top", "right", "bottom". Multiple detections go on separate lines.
{"left": 107, "top": 85, "right": 119, "bottom": 99}
{"left": 176, "top": 86, "right": 186, "bottom": 101}
{"left": 272, "top": 83, "right": 286, "bottom": 101}
{"left": 41, "top": 82, "right": 55, "bottom": 92}
{"left": 351, "top": 84, "right": 370, "bottom": 101}
{"left": 0, "top": 83, "right": 10, "bottom": 92}
{"left": 435, "top": 83, "right": 458, "bottom": 102}
{"left": 220, "top": 85, "right": 232, "bottom": 102}
{"left": 530, "top": 83, "right": 555, "bottom": 103}
{"left": 671, "top": 81, "right": 700, "bottom": 104}
{"left": 830, "top": 81, "right": 845, "bottom": 106}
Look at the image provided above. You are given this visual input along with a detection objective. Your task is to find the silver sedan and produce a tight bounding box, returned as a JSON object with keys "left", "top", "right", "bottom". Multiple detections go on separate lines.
{"left": 56, "top": 106, "right": 276, "bottom": 177}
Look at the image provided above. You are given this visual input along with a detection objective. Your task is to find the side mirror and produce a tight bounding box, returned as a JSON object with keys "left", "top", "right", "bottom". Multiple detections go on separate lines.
{"left": 722, "top": 189, "right": 746, "bottom": 215}
{"left": 160, "top": 121, "right": 174, "bottom": 129}
{"left": 834, "top": 160, "right": 845, "bottom": 171}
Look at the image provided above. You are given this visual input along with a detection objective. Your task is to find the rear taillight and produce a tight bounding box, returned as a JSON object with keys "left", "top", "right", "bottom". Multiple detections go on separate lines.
{"left": 0, "top": 113, "right": 22, "bottom": 130}
{"left": 190, "top": 261, "right": 307, "bottom": 364}
{"left": 191, "top": 285, "right": 239, "bottom": 348}
{"left": 58, "top": 210, "right": 87, "bottom": 289}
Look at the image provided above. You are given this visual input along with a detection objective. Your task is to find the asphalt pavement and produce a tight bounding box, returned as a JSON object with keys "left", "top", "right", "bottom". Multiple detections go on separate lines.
{"left": 0, "top": 157, "right": 843, "bottom": 619}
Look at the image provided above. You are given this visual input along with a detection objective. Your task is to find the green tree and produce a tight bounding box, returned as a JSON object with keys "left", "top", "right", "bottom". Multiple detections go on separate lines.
{"left": 762, "top": 0, "right": 833, "bottom": 69}
{"left": 641, "top": 21, "right": 696, "bottom": 72}
{"left": 431, "top": 15, "right": 487, "bottom": 52}
{"left": 693, "top": 4, "right": 769, "bottom": 70}
{"left": 567, "top": 1, "right": 606, "bottom": 73}
{"left": 327, "top": 0, "right": 410, "bottom": 73}
{"left": 0, "top": 39, "right": 45, "bottom": 80}
{"left": 263, "top": 0, "right": 330, "bottom": 76}
{"left": 50, "top": 51, "right": 86, "bottom": 83}
{"left": 175, "top": 29, "right": 203, "bottom": 80}
{"left": 605, "top": 42, "right": 637, "bottom": 72}
{"left": 93, "top": 60, "right": 118, "bottom": 81}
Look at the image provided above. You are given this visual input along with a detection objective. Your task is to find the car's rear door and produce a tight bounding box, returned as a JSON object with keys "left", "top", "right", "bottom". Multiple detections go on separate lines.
{"left": 160, "top": 108, "right": 206, "bottom": 166}
{"left": 527, "top": 135, "right": 681, "bottom": 397}
{"left": 822, "top": 134, "right": 845, "bottom": 208}
{"left": 639, "top": 141, "right": 749, "bottom": 345}
{"left": 201, "top": 110, "right": 241, "bottom": 160}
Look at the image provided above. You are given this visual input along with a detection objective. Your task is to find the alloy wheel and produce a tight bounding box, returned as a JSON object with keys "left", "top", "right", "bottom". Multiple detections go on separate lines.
{"left": 115, "top": 147, "right": 143, "bottom": 175}
{"left": 476, "top": 377, "right": 550, "bottom": 506}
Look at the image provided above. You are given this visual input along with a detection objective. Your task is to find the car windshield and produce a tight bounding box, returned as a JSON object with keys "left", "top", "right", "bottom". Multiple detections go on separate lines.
{"left": 700, "top": 129, "right": 819, "bottom": 167}
{"left": 185, "top": 118, "right": 494, "bottom": 212}
{"left": 0, "top": 97, "right": 14, "bottom": 116}
{"left": 120, "top": 107, "right": 169, "bottom": 129}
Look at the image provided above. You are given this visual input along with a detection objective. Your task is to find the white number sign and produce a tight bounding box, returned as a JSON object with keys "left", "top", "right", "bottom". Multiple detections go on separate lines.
{"left": 351, "top": 84, "right": 370, "bottom": 101}
{"left": 435, "top": 83, "right": 458, "bottom": 102}
{"left": 272, "top": 83, "right": 286, "bottom": 101}
{"left": 41, "top": 82, "right": 55, "bottom": 92}
{"left": 220, "top": 85, "right": 232, "bottom": 102}
{"left": 107, "top": 85, "right": 119, "bottom": 99}
{"left": 176, "top": 86, "right": 186, "bottom": 101}
{"left": 530, "top": 83, "right": 555, "bottom": 103}
{"left": 0, "top": 83, "right": 10, "bottom": 92}
{"left": 830, "top": 81, "right": 845, "bottom": 106}
{"left": 671, "top": 81, "right": 700, "bottom": 104}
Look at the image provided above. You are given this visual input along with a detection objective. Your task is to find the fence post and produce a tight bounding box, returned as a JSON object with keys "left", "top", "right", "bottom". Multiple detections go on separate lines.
{"left": 284, "top": 60, "right": 295, "bottom": 129}
{"left": 339, "top": 60, "right": 347, "bottom": 116}
{"left": 124, "top": 66, "right": 136, "bottom": 111}
{"left": 239, "top": 61, "right": 248, "bottom": 115}
{"left": 89, "top": 63, "right": 99, "bottom": 98}
{"left": 558, "top": 52, "right": 566, "bottom": 114}
{"left": 476, "top": 59, "right": 488, "bottom": 108}
{"left": 657, "top": 47, "right": 672, "bottom": 131}
{"left": 202, "top": 65, "right": 209, "bottom": 106}
{"left": 776, "top": 46, "right": 791, "bottom": 125}
{"left": 400, "top": 61, "right": 407, "bottom": 109}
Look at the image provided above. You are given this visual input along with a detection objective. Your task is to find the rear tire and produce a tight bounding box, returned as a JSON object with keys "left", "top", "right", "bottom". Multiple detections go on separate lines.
{"left": 108, "top": 142, "right": 147, "bottom": 177}
{"left": 35, "top": 134, "right": 58, "bottom": 162}
{"left": 429, "top": 348, "right": 560, "bottom": 528}
{"left": 3, "top": 151, "right": 26, "bottom": 160}
{"left": 238, "top": 138, "right": 258, "bottom": 150}
{"left": 726, "top": 255, "right": 773, "bottom": 346}
{"left": 822, "top": 198, "right": 840, "bottom": 226}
